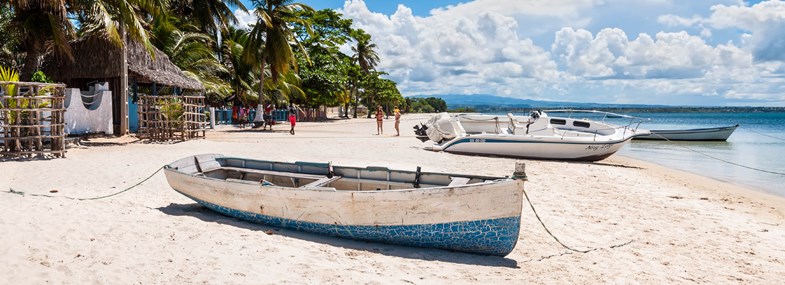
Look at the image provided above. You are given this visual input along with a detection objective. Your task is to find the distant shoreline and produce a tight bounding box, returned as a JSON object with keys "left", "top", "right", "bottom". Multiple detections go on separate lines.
{"left": 446, "top": 106, "right": 785, "bottom": 113}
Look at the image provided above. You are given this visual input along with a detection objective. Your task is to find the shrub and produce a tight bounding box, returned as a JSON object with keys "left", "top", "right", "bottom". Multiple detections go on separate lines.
{"left": 30, "top": 70, "right": 53, "bottom": 83}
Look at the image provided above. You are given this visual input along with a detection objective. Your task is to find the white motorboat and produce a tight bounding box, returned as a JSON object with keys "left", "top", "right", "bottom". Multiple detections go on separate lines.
{"left": 414, "top": 110, "right": 647, "bottom": 161}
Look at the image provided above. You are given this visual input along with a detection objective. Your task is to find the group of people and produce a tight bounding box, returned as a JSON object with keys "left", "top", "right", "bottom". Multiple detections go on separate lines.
{"left": 237, "top": 103, "right": 399, "bottom": 137}
{"left": 375, "top": 105, "right": 401, "bottom": 136}
{"left": 260, "top": 103, "right": 298, "bottom": 135}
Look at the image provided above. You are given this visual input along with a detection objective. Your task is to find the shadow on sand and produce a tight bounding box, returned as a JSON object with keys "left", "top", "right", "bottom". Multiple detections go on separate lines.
{"left": 157, "top": 203, "right": 519, "bottom": 268}
{"left": 588, "top": 161, "right": 644, "bottom": 169}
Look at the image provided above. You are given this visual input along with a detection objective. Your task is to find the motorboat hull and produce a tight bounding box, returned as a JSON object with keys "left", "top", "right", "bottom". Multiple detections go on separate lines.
{"left": 435, "top": 135, "right": 633, "bottom": 161}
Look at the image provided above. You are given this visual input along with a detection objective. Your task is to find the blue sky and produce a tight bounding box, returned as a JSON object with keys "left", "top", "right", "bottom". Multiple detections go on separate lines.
{"left": 236, "top": 0, "right": 785, "bottom": 106}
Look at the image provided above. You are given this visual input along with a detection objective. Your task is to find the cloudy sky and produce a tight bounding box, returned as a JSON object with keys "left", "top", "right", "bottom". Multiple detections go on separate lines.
{"left": 236, "top": 0, "right": 785, "bottom": 106}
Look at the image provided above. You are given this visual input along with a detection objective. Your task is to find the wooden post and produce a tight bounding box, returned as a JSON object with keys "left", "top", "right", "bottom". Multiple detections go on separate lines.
{"left": 119, "top": 24, "right": 129, "bottom": 135}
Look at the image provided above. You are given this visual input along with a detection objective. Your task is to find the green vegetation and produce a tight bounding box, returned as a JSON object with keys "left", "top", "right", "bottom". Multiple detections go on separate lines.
{"left": 0, "top": 65, "right": 50, "bottom": 124}
{"left": 405, "top": 97, "right": 447, "bottom": 113}
{"left": 447, "top": 106, "right": 476, "bottom": 113}
{"left": 0, "top": 0, "right": 404, "bottom": 119}
{"left": 0, "top": 65, "right": 19, "bottom": 108}
{"left": 30, "top": 70, "right": 52, "bottom": 83}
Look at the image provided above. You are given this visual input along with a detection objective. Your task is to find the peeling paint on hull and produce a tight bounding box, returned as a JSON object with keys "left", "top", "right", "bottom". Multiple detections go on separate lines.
{"left": 183, "top": 191, "right": 521, "bottom": 256}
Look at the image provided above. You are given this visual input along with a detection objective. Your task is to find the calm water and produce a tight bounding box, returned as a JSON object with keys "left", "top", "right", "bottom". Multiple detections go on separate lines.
{"left": 617, "top": 112, "right": 785, "bottom": 196}
{"left": 502, "top": 111, "right": 785, "bottom": 196}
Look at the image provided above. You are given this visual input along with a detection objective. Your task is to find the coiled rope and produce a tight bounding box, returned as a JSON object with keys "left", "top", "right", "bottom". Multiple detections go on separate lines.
{"left": 522, "top": 187, "right": 635, "bottom": 253}
{"left": 6, "top": 166, "right": 164, "bottom": 200}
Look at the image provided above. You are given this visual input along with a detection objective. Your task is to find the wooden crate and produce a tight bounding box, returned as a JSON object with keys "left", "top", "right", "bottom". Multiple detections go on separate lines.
{"left": 0, "top": 82, "right": 66, "bottom": 159}
{"left": 137, "top": 94, "right": 206, "bottom": 142}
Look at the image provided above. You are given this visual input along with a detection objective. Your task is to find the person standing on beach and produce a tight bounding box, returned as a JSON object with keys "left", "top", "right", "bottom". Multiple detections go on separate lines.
{"left": 394, "top": 106, "right": 401, "bottom": 136}
{"left": 263, "top": 103, "right": 274, "bottom": 130}
{"left": 375, "top": 105, "right": 384, "bottom": 135}
{"left": 288, "top": 104, "right": 297, "bottom": 135}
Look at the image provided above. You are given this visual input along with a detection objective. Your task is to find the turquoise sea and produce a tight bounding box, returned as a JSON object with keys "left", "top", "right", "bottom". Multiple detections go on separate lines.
{"left": 502, "top": 111, "right": 785, "bottom": 196}
{"left": 616, "top": 112, "right": 785, "bottom": 196}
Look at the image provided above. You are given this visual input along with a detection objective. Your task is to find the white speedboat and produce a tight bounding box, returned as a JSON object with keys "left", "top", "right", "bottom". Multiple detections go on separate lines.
{"left": 414, "top": 110, "right": 647, "bottom": 161}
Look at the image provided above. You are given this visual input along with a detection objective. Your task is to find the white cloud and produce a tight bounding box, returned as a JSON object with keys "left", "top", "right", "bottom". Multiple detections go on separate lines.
{"left": 659, "top": 0, "right": 785, "bottom": 62}
{"left": 552, "top": 28, "right": 748, "bottom": 80}
{"left": 231, "top": 0, "right": 785, "bottom": 105}
{"left": 234, "top": 9, "right": 257, "bottom": 30}
{"left": 340, "top": 0, "right": 561, "bottom": 97}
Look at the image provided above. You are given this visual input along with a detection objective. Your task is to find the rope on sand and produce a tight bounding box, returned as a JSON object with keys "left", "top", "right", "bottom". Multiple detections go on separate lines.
{"left": 6, "top": 166, "right": 164, "bottom": 200}
{"left": 522, "top": 187, "right": 635, "bottom": 254}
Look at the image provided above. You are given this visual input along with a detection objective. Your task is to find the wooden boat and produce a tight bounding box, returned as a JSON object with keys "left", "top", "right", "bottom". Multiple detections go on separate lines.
{"left": 415, "top": 110, "right": 647, "bottom": 161}
{"left": 164, "top": 154, "right": 525, "bottom": 256}
{"left": 634, "top": 124, "right": 738, "bottom": 141}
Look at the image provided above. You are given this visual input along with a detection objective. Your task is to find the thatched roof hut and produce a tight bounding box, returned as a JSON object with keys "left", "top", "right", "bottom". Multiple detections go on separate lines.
{"left": 45, "top": 36, "right": 203, "bottom": 90}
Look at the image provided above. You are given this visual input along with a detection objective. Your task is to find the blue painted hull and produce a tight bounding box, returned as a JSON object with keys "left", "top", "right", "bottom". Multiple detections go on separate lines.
{"left": 184, "top": 192, "right": 521, "bottom": 256}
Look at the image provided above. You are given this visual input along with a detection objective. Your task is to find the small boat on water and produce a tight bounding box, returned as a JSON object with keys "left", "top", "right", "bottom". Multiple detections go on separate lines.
{"left": 414, "top": 110, "right": 647, "bottom": 161}
{"left": 634, "top": 124, "right": 739, "bottom": 141}
{"left": 164, "top": 154, "right": 525, "bottom": 256}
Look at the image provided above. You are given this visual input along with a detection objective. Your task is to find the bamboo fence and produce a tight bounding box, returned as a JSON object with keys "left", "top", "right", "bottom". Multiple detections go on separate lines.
{"left": 137, "top": 94, "right": 206, "bottom": 142}
{"left": 0, "top": 81, "right": 67, "bottom": 159}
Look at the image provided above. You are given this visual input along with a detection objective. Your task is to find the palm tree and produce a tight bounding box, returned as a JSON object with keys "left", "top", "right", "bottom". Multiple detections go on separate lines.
{"left": 73, "top": 0, "right": 166, "bottom": 54}
{"left": 351, "top": 29, "right": 379, "bottom": 118}
{"left": 169, "top": 0, "right": 247, "bottom": 35}
{"left": 8, "top": 0, "right": 75, "bottom": 80}
{"left": 150, "top": 15, "right": 231, "bottom": 104}
{"left": 221, "top": 26, "right": 256, "bottom": 105}
{"left": 351, "top": 29, "right": 379, "bottom": 74}
{"left": 245, "top": 0, "right": 313, "bottom": 123}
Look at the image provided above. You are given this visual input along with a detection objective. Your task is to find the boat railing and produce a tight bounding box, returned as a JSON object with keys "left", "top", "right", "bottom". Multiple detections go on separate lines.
{"left": 541, "top": 109, "right": 648, "bottom": 134}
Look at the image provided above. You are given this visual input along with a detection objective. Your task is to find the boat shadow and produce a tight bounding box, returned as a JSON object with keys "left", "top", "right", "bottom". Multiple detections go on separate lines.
{"left": 157, "top": 202, "right": 519, "bottom": 268}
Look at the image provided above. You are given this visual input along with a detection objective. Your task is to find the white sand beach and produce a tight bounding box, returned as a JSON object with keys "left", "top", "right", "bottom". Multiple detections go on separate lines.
{"left": 2, "top": 114, "right": 784, "bottom": 284}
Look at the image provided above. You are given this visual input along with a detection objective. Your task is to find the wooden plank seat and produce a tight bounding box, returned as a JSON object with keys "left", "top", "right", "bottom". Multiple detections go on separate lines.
{"left": 220, "top": 166, "right": 325, "bottom": 180}
{"left": 448, "top": 177, "right": 471, "bottom": 186}
{"left": 301, "top": 176, "right": 342, "bottom": 188}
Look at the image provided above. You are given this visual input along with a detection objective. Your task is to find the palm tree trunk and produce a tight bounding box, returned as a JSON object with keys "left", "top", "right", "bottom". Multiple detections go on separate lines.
{"left": 366, "top": 95, "right": 373, "bottom": 118}
{"left": 20, "top": 44, "right": 41, "bottom": 81}
{"left": 253, "top": 58, "right": 266, "bottom": 123}
{"left": 352, "top": 87, "right": 358, "bottom": 118}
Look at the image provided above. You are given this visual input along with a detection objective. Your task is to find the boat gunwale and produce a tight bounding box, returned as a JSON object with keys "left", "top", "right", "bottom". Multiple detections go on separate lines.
{"left": 164, "top": 155, "right": 515, "bottom": 195}
{"left": 218, "top": 156, "right": 507, "bottom": 181}
{"left": 647, "top": 124, "right": 739, "bottom": 134}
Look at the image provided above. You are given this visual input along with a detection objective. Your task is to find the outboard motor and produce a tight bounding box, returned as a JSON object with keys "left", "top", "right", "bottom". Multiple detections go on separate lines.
{"left": 525, "top": 110, "right": 542, "bottom": 134}
{"left": 413, "top": 123, "right": 430, "bottom": 142}
{"left": 529, "top": 110, "right": 541, "bottom": 121}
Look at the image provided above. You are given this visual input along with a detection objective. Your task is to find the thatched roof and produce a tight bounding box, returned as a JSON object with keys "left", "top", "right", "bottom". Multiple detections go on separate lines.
{"left": 44, "top": 36, "right": 203, "bottom": 90}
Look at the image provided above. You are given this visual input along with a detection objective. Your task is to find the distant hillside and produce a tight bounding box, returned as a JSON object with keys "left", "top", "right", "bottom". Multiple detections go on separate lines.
{"left": 409, "top": 94, "right": 661, "bottom": 109}
{"left": 408, "top": 94, "right": 785, "bottom": 112}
